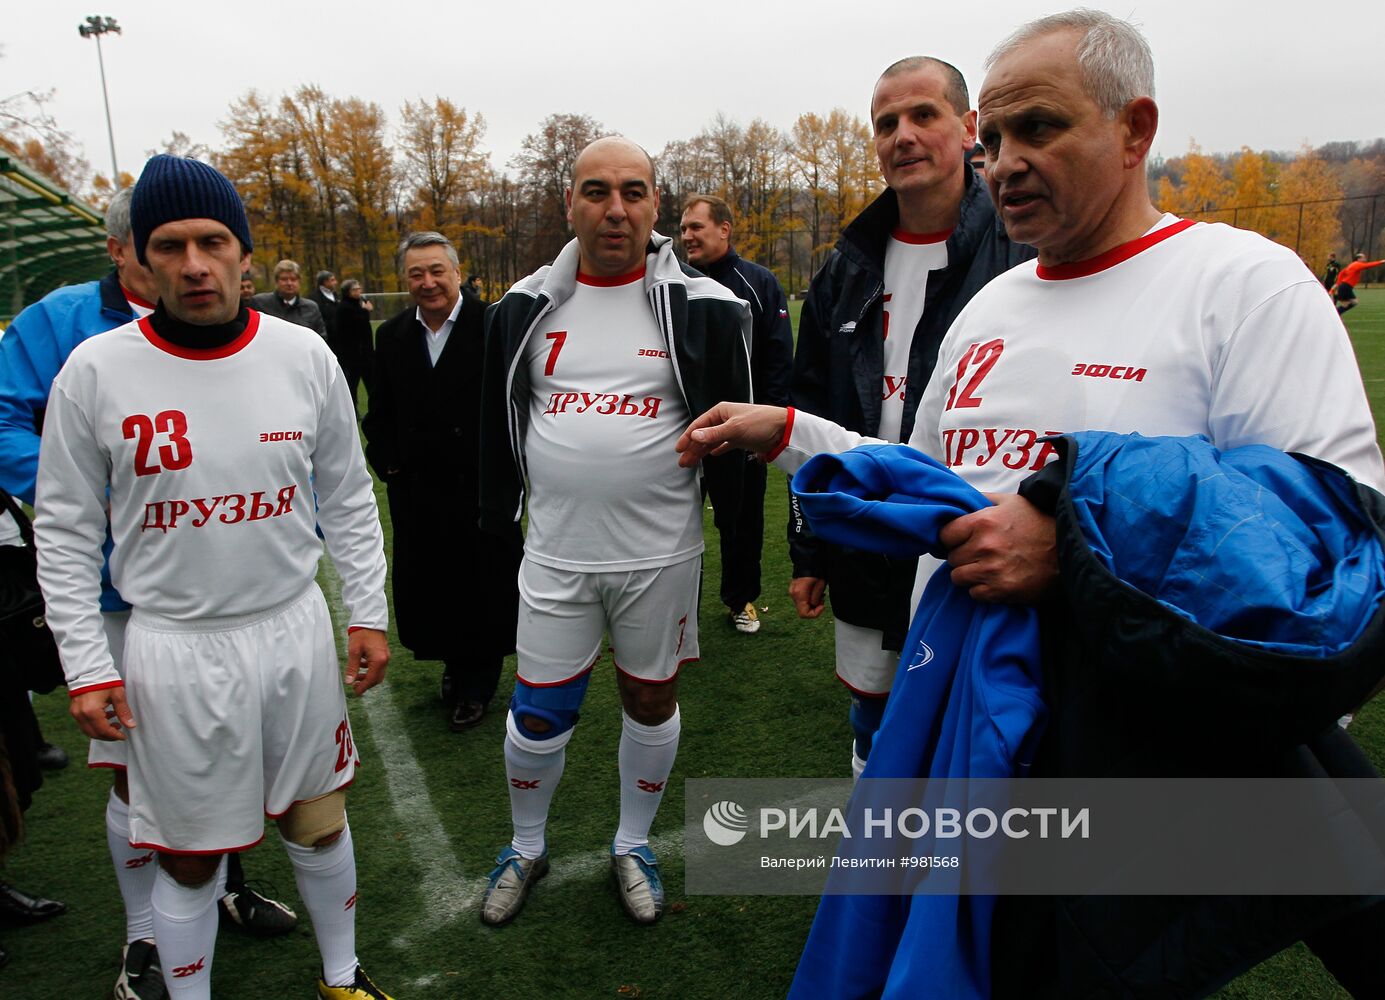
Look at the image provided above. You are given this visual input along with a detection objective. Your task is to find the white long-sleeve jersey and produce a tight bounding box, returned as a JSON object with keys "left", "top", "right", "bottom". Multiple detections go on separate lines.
{"left": 779, "top": 216, "right": 1384, "bottom": 488}
{"left": 35, "top": 311, "right": 388, "bottom": 694}
{"left": 774, "top": 216, "right": 1385, "bottom": 609}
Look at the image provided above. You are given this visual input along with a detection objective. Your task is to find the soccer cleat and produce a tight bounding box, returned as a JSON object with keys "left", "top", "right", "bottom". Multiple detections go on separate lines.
{"left": 317, "top": 964, "right": 395, "bottom": 999}
{"left": 611, "top": 844, "right": 664, "bottom": 924}
{"left": 219, "top": 882, "right": 298, "bottom": 936}
{"left": 731, "top": 602, "right": 761, "bottom": 634}
{"left": 115, "top": 939, "right": 168, "bottom": 1000}
{"left": 480, "top": 846, "right": 549, "bottom": 926}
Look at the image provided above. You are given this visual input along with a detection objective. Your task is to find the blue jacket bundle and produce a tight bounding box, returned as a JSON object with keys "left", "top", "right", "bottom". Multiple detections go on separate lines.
{"left": 785, "top": 445, "right": 1044, "bottom": 1000}
{"left": 783, "top": 434, "right": 1385, "bottom": 999}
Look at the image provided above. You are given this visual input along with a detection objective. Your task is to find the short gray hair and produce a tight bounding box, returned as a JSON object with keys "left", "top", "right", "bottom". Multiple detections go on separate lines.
{"left": 875, "top": 57, "right": 970, "bottom": 116}
{"left": 105, "top": 187, "right": 134, "bottom": 242}
{"left": 315, "top": 269, "right": 334, "bottom": 286}
{"left": 273, "top": 259, "right": 301, "bottom": 279}
{"left": 397, "top": 231, "right": 459, "bottom": 271}
{"left": 986, "top": 8, "right": 1154, "bottom": 118}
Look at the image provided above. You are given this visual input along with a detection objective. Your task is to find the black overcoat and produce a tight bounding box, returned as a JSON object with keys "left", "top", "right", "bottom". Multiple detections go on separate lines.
{"left": 362, "top": 296, "right": 521, "bottom": 660}
{"left": 332, "top": 297, "right": 375, "bottom": 386}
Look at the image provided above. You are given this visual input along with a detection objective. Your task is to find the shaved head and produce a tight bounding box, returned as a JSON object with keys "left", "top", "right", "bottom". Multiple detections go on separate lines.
{"left": 573, "top": 135, "right": 657, "bottom": 189}
{"left": 566, "top": 134, "right": 661, "bottom": 277}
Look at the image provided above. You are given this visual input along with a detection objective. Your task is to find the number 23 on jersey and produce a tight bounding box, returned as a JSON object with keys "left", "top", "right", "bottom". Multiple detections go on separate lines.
{"left": 122, "top": 410, "right": 193, "bottom": 476}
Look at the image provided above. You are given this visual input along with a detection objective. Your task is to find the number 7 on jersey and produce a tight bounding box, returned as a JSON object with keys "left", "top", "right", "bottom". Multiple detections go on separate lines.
{"left": 543, "top": 331, "right": 567, "bottom": 376}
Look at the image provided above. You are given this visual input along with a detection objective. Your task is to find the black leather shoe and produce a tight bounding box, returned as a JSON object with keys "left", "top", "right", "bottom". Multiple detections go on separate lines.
{"left": 440, "top": 671, "right": 456, "bottom": 705}
{"left": 450, "top": 699, "right": 487, "bottom": 732}
{"left": 35, "top": 743, "right": 69, "bottom": 771}
{"left": 0, "top": 882, "right": 66, "bottom": 926}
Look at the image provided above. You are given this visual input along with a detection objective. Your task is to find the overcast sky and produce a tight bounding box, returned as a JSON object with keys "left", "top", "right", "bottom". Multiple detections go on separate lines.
{"left": 8, "top": 0, "right": 1380, "bottom": 187}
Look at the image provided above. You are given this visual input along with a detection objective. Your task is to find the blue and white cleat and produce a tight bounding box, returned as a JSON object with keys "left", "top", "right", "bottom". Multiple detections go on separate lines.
{"left": 610, "top": 844, "right": 664, "bottom": 924}
{"left": 480, "top": 846, "right": 549, "bottom": 926}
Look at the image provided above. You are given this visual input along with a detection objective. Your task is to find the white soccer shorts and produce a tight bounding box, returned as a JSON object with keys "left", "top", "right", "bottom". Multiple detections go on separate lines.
{"left": 87, "top": 610, "right": 131, "bottom": 770}
{"left": 121, "top": 584, "right": 357, "bottom": 854}
{"left": 515, "top": 554, "right": 701, "bottom": 686}
{"left": 834, "top": 620, "right": 900, "bottom": 697}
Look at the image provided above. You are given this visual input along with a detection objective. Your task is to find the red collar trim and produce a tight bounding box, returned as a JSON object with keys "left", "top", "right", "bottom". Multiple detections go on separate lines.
{"left": 1036, "top": 218, "right": 1197, "bottom": 280}
{"left": 890, "top": 226, "right": 953, "bottom": 245}
{"left": 138, "top": 309, "right": 260, "bottom": 360}
{"left": 122, "top": 287, "right": 156, "bottom": 310}
{"left": 577, "top": 266, "right": 646, "bottom": 287}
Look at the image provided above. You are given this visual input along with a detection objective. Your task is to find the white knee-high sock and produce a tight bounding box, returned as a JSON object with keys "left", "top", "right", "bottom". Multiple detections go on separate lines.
{"left": 614, "top": 707, "right": 681, "bottom": 854}
{"left": 107, "top": 788, "right": 158, "bottom": 942}
{"left": 282, "top": 822, "right": 358, "bottom": 989}
{"left": 151, "top": 861, "right": 223, "bottom": 998}
{"left": 505, "top": 711, "right": 570, "bottom": 858}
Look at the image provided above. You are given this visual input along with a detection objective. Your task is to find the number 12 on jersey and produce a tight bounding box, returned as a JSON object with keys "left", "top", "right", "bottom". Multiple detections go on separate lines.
{"left": 945, "top": 340, "right": 1003, "bottom": 411}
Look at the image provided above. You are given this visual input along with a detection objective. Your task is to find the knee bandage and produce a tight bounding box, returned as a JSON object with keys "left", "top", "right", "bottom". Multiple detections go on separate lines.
{"left": 278, "top": 789, "right": 347, "bottom": 847}
{"left": 509, "top": 670, "right": 592, "bottom": 741}
{"left": 849, "top": 694, "right": 888, "bottom": 761}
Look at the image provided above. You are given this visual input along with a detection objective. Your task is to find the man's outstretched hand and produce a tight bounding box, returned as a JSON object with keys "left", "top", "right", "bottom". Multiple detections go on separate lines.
{"left": 676, "top": 403, "right": 790, "bottom": 468}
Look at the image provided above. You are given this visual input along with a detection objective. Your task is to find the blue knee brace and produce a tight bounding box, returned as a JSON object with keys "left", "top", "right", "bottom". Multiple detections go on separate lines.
{"left": 510, "top": 671, "right": 592, "bottom": 739}
{"left": 849, "top": 695, "right": 888, "bottom": 761}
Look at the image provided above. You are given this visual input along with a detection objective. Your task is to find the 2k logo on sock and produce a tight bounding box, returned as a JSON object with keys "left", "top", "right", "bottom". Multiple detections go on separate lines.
{"left": 172, "top": 957, "right": 206, "bottom": 978}
{"left": 125, "top": 851, "right": 156, "bottom": 869}
{"left": 510, "top": 778, "right": 541, "bottom": 790}
{"left": 344, "top": 892, "right": 358, "bottom": 911}
{"left": 636, "top": 779, "right": 666, "bottom": 793}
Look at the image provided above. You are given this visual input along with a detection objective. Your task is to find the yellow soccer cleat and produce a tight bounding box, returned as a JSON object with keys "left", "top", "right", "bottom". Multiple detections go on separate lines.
{"left": 317, "top": 965, "right": 396, "bottom": 999}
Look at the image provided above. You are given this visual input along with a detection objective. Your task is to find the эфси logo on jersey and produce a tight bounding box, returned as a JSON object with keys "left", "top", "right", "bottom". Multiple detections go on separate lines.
{"left": 1070, "top": 363, "right": 1146, "bottom": 381}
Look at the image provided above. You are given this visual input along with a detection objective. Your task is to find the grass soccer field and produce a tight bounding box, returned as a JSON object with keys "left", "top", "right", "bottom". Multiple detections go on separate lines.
{"left": 9, "top": 289, "right": 1385, "bottom": 998}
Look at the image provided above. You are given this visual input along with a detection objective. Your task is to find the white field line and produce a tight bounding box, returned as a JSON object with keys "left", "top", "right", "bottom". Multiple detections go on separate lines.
{"left": 319, "top": 559, "right": 487, "bottom": 946}
{"left": 322, "top": 558, "right": 828, "bottom": 985}
{"left": 321, "top": 560, "right": 690, "bottom": 892}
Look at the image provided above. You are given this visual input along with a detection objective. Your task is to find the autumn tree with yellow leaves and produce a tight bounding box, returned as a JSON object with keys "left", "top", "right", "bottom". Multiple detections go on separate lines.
{"left": 12, "top": 84, "right": 1361, "bottom": 299}
{"left": 1155, "top": 141, "right": 1348, "bottom": 269}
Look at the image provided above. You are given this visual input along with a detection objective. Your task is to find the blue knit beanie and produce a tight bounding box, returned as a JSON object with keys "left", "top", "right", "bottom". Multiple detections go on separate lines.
{"left": 130, "top": 155, "right": 253, "bottom": 265}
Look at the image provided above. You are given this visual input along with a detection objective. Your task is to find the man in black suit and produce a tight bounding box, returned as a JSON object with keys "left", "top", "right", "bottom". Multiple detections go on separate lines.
{"left": 310, "top": 270, "right": 340, "bottom": 342}
{"left": 362, "top": 232, "right": 522, "bottom": 731}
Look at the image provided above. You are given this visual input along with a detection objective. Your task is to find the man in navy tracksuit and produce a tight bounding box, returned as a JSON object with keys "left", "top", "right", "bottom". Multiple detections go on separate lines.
{"left": 788, "top": 56, "right": 1033, "bottom": 777}
{"left": 681, "top": 194, "right": 794, "bottom": 635}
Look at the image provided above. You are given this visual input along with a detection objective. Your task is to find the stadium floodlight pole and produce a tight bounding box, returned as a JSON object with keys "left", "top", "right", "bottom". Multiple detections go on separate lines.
{"left": 77, "top": 15, "right": 122, "bottom": 182}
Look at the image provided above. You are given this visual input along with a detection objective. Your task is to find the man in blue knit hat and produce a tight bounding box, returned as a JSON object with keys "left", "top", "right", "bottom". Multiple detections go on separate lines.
{"left": 0, "top": 183, "right": 301, "bottom": 1000}
{"left": 33, "top": 155, "right": 397, "bottom": 1000}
